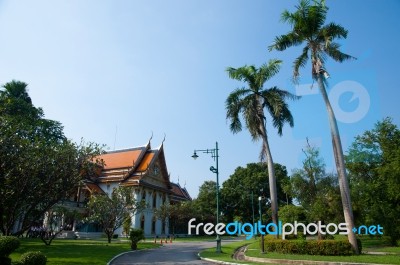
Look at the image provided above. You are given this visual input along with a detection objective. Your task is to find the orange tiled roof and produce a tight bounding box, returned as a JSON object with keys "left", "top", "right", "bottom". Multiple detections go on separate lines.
{"left": 98, "top": 149, "right": 142, "bottom": 170}
{"left": 137, "top": 152, "right": 155, "bottom": 171}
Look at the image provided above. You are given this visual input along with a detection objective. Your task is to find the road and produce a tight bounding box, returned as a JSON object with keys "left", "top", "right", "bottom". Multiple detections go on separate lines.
{"left": 109, "top": 241, "right": 216, "bottom": 265}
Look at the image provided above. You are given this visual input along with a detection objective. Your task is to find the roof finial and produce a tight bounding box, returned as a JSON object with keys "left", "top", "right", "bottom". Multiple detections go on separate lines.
{"left": 162, "top": 133, "right": 166, "bottom": 144}
{"left": 178, "top": 176, "right": 180, "bottom": 184}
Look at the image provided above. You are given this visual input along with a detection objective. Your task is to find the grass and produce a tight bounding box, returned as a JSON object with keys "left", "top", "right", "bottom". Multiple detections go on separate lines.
{"left": 200, "top": 236, "right": 400, "bottom": 265}
{"left": 245, "top": 236, "right": 400, "bottom": 265}
{"left": 9, "top": 238, "right": 159, "bottom": 265}
{"left": 199, "top": 238, "right": 258, "bottom": 264}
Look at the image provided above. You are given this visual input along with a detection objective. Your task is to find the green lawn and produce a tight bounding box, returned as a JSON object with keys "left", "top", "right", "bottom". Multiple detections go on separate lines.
{"left": 200, "top": 238, "right": 258, "bottom": 264}
{"left": 246, "top": 236, "right": 400, "bottom": 265}
{"left": 9, "top": 238, "right": 159, "bottom": 265}
{"left": 200, "top": 236, "right": 400, "bottom": 265}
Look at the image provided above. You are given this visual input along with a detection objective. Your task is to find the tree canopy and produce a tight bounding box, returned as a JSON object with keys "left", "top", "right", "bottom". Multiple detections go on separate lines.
{"left": 220, "top": 163, "right": 291, "bottom": 223}
{"left": 346, "top": 118, "right": 400, "bottom": 245}
{"left": 0, "top": 80, "right": 103, "bottom": 236}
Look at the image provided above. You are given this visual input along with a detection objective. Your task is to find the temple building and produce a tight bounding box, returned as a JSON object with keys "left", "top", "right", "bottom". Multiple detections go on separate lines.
{"left": 64, "top": 140, "right": 191, "bottom": 238}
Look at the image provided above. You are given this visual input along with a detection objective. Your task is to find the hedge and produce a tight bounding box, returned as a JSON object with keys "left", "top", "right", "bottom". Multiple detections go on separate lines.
{"left": 262, "top": 238, "right": 362, "bottom": 255}
{"left": 0, "top": 236, "right": 20, "bottom": 257}
{"left": 20, "top": 251, "right": 47, "bottom": 265}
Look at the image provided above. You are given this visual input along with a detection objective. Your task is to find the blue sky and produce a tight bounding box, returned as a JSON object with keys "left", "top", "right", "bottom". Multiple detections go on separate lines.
{"left": 1, "top": 0, "right": 399, "bottom": 198}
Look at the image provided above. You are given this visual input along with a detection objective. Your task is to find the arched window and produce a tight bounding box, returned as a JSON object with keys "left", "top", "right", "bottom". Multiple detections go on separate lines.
{"left": 162, "top": 220, "right": 165, "bottom": 235}
{"left": 140, "top": 215, "right": 145, "bottom": 230}
{"left": 141, "top": 190, "right": 147, "bottom": 203}
{"left": 152, "top": 192, "right": 157, "bottom": 208}
{"left": 151, "top": 217, "right": 156, "bottom": 234}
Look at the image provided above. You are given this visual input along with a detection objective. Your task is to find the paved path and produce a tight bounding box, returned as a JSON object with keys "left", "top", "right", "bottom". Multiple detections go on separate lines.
{"left": 109, "top": 241, "right": 216, "bottom": 265}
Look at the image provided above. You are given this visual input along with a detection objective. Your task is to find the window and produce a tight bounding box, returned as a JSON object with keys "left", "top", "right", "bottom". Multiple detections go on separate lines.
{"left": 152, "top": 192, "right": 157, "bottom": 208}
{"left": 140, "top": 215, "right": 145, "bottom": 230}
{"left": 151, "top": 217, "right": 156, "bottom": 234}
{"left": 141, "top": 190, "right": 147, "bottom": 203}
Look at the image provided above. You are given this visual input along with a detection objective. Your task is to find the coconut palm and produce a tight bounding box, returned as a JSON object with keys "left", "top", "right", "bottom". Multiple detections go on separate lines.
{"left": 226, "top": 59, "right": 298, "bottom": 229}
{"left": 269, "top": 0, "right": 359, "bottom": 253}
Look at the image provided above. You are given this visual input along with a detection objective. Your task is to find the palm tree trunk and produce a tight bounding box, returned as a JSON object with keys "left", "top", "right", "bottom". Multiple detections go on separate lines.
{"left": 260, "top": 121, "right": 279, "bottom": 237}
{"left": 316, "top": 75, "right": 359, "bottom": 254}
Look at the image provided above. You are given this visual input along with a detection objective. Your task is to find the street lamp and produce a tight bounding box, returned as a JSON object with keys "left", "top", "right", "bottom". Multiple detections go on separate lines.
{"left": 192, "top": 141, "right": 221, "bottom": 253}
{"left": 258, "top": 195, "right": 265, "bottom": 253}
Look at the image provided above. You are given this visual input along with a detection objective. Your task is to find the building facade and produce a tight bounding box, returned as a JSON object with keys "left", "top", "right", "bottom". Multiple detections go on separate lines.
{"left": 58, "top": 140, "right": 191, "bottom": 238}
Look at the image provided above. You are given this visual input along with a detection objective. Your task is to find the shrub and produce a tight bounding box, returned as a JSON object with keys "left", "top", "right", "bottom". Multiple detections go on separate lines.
{"left": 20, "top": 251, "right": 47, "bottom": 265}
{"left": 129, "top": 229, "right": 144, "bottom": 250}
{"left": 0, "top": 236, "right": 20, "bottom": 257}
{"left": 263, "top": 239, "right": 356, "bottom": 255}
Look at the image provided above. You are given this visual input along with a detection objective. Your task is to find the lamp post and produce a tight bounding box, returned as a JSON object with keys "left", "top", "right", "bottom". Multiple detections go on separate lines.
{"left": 258, "top": 195, "right": 265, "bottom": 253}
{"left": 192, "top": 141, "right": 221, "bottom": 253}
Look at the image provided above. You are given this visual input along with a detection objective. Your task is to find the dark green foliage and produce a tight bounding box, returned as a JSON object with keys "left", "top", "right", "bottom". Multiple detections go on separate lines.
{"left": 87, "top": 186, "right": 144, "bottom": 243}
{"left": 263, "top": 239, "right": 359, "bottom": 255}
{"left": 129, "top": 229, "right": 145, "bottom": 250}
{"left": 221, "top": 163, "right": 291, "bottom": 223}
{"left": 285, "top": 144, "right": 343, "bottom": 225}
{"left": 0, "top": 236, "right": 20, "bottom": 257}
{"left": 0, "top": 80, "right": 104, "bottom": 236}
{"left": 346, "top": 118, "right": 400, "bottom": 246}
{"left": 20, "top": 251, "right": 47, "bottom": 265}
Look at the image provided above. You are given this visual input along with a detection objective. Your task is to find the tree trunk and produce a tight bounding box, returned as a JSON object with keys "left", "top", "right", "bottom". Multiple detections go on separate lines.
{"left": 260, "top": 120, "right": 279, "bottom": 237}
{"left": 317, "top": 75, "right": 359, "bottom": 254}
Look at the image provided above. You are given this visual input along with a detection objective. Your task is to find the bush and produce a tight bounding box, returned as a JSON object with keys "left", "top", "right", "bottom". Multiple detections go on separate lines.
{"left": 263, "top": 239, "right": 357, "bottom": 255}
{"left": 20, "top": 251, "right": 47, "bottom": 265}
{"left": 129, "top": 229, "right": 144, "bottom": 250}
{"left": 0, "top": 236, "right": 20, "bottom": 257}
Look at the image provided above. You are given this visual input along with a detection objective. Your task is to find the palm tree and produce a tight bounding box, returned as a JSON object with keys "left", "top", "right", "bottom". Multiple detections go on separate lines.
{"left": 269, "top": 0, "right": 359, "bottom": 253}
{"left": 0, "top": 80, "right": 40, "bottom": 118}
{"left": 226, "top": 59, "right": 298, "bottom": 230}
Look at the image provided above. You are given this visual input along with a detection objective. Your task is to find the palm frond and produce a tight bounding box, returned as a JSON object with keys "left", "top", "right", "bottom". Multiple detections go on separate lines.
{"left": 268, "top": 32, "right": 303, "bottom": 51}
{"left": 226, "top": 66, "right": 256, "bottom": 88}
{"left": 261, "top": 88, "right": 296, "bottom": 135}
{"left": 293, "top": 46, "right": 309, "bottom": 78}
{"left": 319, "top": 22, "right": 348, "bottom": 41}
{"left": 225, "top": 88, "right": 252, "bottom": 134}
{"left": 256, "top": 59, "right": 282, "bottom": 88}
{"left": 325, "top": 42, "right": 356, "bottom": 62}
{"left": 243, "top": 94, "right": 263, "bottom": 141}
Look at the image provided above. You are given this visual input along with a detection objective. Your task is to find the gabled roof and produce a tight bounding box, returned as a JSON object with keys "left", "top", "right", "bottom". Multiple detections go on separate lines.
{"left": 94, "top": 141, "right": 171, "bottom": 190}
{"left": 170, "top": 182, "right": 192, "bottom": 202}
{"left": 97, "top": 146, "right": 146, "bottom": 170}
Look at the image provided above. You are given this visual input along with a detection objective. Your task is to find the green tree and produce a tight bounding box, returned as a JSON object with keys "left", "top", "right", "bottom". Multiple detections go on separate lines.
{"left": 220, "top": 163, "right": 291, "bottom": 223}
{"left": 87, "top": 186, "right": 144, "bottom": 243}
{"left": 269, "top": 0, "right": 358, "bottom": 252}
{"left": 193, "top": 181, "right": 217, "bottom": 224}
{"left": 289, "top": 142, "right": 342, "bottom": 231}
{"left": 225, "top": 60, "right": 298, "bottom": 229}
{"left": 346, "top": 118, "right": 400, "bottom": 245}
{"left": 0, "top": 80, "right": 103, "bottom": 236}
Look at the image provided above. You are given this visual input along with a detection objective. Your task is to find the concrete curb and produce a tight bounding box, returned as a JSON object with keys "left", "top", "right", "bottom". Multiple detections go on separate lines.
{"left": 197, "top": 253, "right": 249, "bottom": 265}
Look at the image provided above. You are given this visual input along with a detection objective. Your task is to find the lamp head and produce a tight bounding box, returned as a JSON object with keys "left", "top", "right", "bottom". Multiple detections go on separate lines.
{"left": 191, "top": 151, "right": 199, "bottom": 160}
{"left": 210, "top": 166, "right": 217, "bottom": 173}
